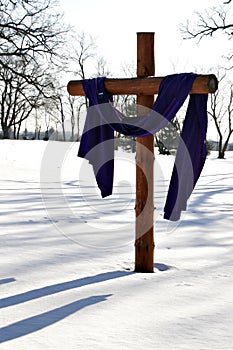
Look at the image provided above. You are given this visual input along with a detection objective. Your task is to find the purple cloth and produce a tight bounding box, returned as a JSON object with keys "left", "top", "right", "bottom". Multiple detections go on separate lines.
{"left": 78, "top": 73, "right": 208, "bottom": 221}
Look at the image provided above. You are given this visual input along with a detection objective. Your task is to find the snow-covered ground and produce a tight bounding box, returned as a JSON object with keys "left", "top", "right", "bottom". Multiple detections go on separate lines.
{"left": 0, "top": 139, "right": 233, "bottom": 350}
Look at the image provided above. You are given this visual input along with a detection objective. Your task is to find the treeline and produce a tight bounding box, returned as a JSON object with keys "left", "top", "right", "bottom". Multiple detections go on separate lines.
{"left": 0, "top": 0, "right": 112, "bottom": 141}
{"left": 1, "top": 0, "right": 233, "bottom": 159}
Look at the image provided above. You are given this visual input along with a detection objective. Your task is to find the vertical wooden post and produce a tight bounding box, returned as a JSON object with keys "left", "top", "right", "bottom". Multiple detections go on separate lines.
{"left": 135, "top": 32, "right": 155, "bottom": 272}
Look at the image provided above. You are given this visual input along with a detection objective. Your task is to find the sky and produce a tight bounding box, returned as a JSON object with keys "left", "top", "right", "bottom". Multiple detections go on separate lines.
{"left": 58, "top": 0, "right": 232, "bottom": 140}
{"left": 58, "top": 0, "right": 231, "bottom": 76}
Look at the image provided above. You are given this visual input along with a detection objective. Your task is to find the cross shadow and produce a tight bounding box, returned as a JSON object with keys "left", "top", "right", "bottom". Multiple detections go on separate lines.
{"left": 0, "top": 278, "right": 16, "bottom": 285}
{"left": 0, "top": 270, "right": 131, "bottom": 309}
{"left": 0, "top": 294, "right": 112, "bottom": 343}
{"left": 0, "top": 270, "right": 133, "bottom": 343}
{"left": 154, "top": 263, "right": 173, "bottom": 271}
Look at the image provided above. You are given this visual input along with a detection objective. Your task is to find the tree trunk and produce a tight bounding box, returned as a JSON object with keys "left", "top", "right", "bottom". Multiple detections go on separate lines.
{"left": 16, "top": 121, "right": 22, "bottom": 139}
{"left": 218, "top": 135, "right": 224, "bottom": 158}
{"left": 1, "top": 123, "right": 10, "bottom": 139}
{"left": 218, "top": 150, "right": 225, "bottom": 159}
{"left": 62, "top": 123, "right": 66, "bottom": 141}
{"left": 218, "top": 132, "right": 233, "bottom": 158}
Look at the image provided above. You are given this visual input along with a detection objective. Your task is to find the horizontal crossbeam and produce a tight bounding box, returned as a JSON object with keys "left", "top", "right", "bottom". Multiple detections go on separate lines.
{"left": 67, "top": 74, "right": 218, "bottom": 96}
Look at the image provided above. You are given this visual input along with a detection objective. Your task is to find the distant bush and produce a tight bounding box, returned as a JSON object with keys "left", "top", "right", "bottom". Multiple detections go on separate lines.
{"left": 206, "top": 140, "right": 213, "bottom": 156}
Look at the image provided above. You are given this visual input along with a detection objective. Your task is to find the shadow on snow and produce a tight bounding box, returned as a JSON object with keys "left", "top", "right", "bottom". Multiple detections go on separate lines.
{"left": 0, "top": 270, "right": 134, "bottom": 343}
{"left": 0, "top": 294, "right": 111, "bottom": 343}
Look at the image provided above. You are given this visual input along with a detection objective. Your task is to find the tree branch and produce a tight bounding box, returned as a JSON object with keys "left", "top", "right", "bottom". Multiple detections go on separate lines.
{"left": 181, "top": 7, "right": 233, "bottom": 41}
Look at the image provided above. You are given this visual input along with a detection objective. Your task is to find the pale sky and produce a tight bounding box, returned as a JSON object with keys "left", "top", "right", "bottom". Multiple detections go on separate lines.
{"left": 58, "top": 0, "right": 231, "bottom": 77}
{"left": 58, "top": 0, "right": 232, "bottom": 140}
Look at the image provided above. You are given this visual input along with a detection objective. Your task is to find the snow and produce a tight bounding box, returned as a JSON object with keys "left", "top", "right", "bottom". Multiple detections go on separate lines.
{"left": 0, "top": 139, "right": 233, "bottom": 350}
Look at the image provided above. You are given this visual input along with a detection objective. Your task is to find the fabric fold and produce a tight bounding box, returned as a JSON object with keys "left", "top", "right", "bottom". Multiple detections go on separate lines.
{"left": 78, "top": 73, "right": 208, "bottom": 221}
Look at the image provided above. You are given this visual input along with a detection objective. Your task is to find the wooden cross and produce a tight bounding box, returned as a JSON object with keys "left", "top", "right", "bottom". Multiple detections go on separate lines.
{"left": 67, "top": 32, "right": 218, "bottom": 273}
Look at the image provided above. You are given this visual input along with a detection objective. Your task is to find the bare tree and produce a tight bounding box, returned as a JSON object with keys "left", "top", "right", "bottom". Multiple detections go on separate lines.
{"left": 69, "top": 32, "right": 97, "bottom": 109}
{"left": 114, "top": 61, "right": 137, "bottom": 117}
{"left": 37, "top": 32, "right": 111, "bottom": 142}
{"left": 0, "top": 0, "right": 69, "bottom": 90}
{"left": 44, "top": 109, "right": 52, "bottom": 140}
{"left": 70, "top": 32, "right": 96, "bottom": 78}
{"left": 67, "top": 95, "right": 85, "bottom": 141}
{"left": 181, "top": 1, "right": 233, "bottom": 65}
{"left": 0, "top": 58, "right": 44, "bottom": 138}
{"left": 181, "top": 2, "right": 233, "bottom": 41}
{"left": 68, "top": 95, "right": 76, "bottom": 141}
{"left": 94, "top": 56, "right": 110, "bottom": 77}
{"left": 180, "top": 2, "right": 233, "bottom": 157}
{"left": 63, "top": 32, "right": 101, "bottom": 140}
{"left": 51, "top": 93, "right": 67, "bottom": 141}
{"left": 40, "top": 32, "right": 97, "bottom": 143}
{"left": 208, "top": 74, "right": 233, "bottom": 158}
{"left": 33, "top": 107, "right": 42, "bottom": 140}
